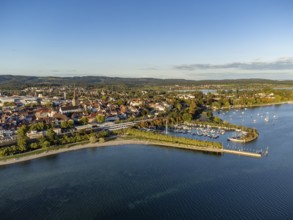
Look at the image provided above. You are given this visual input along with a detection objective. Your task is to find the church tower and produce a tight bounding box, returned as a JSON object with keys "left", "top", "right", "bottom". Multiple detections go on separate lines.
{"left": 72, "top": 86, "right": 78, "bottom": 106}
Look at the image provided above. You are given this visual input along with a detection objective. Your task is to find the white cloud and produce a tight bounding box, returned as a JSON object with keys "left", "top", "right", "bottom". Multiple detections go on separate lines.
{"left": 175, "top": 57, "right": 293, "bottom": 71}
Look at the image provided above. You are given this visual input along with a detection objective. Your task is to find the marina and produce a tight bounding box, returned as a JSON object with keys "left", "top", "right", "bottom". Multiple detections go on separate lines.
{"left": 171, "top": 124, "right": 225, "bottom": 139}
{"left": 140, "top": 123, "right": 263, "bottom": 158}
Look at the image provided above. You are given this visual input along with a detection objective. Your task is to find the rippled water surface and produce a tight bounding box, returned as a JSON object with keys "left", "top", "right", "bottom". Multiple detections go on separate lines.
{"left": 0, "top": 104, "right": 293, "bottom": 219}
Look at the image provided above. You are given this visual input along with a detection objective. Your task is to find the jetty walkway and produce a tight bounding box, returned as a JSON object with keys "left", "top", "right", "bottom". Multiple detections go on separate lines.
{"left": 134, "top": 139, "right": 263, "bottom": 158}
{"left": 222, "top": 149, "right": 261, "bottom": 158}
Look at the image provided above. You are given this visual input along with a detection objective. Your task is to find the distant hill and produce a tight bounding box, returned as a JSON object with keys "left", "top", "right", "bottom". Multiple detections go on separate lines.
{"left": 0, "top": 75, "right": 194, "bottom": 88}
{"left": 0, "top": 75, "right": 292, "bottom": 88}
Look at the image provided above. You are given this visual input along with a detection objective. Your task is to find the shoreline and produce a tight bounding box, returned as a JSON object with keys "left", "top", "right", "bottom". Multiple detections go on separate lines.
{"left": 0, "top": 138, "right": 222, "bottom": 166}
{"left": 0, "top": 136, "right": 262, "bottom": 166}
{"left": 0, "top": 139, "right": 155, "bottom": 166}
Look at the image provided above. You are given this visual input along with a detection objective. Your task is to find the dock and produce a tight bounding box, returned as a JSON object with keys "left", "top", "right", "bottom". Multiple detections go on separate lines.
{"left": 223, "top": 149, "right": 262, "bottom": 158}
{"left": 140, "top": 139, "right": 263, "bottom": 158}
{"left": 145, "top": 140, "right": 262, "bottom": 158}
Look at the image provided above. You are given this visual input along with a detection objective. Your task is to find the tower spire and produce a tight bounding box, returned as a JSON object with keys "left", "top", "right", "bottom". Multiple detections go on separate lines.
{"left": 72, "top": 84, "right": 78, "bottom": 106}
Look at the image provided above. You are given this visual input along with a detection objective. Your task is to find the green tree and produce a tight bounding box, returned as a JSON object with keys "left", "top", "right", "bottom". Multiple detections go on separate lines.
{"left": 96, "top": 114, "right": 105, "bottom": 123}
{"left": 274, "top": 95, "right": 282, "bottom": 102}
{"left": 99, "top": 137, "right": 105, "bottom": 143}
{"left": 175, "top": 103, "right": 182, "bottom": 111}
{"left": 30, "top": 142, "right": 39, "bottom": 149}
{"left": 182, "top": 113, "right": 192, "bottom": 122}
{"left": 45, "top": 102, "right": 52, "bottom": 107}
{"left": 188, "top": 100, "right": 197, "bottom": 115}
{"left": 61, "top": 120, "right": 74, "bottom": 129}
{"left": 29, "top": 122, "right": 45, "bottom": 131}
{"left": 39, "top": 138, "right": 50, "bottom": 149}
{"left": 89, "top": 135, "right": 97, "bottom": 144}
{"left": 46, "top": 128, "right": 57, "bottom": 144}
{"left": 17, "top": 125, "right": 29, "bottom": 151}
{"left": 80, "top": 116, "right": 89, "bottom": 125}
{"left": 4, "top": 102, "right": 16, "bottom": 106}
{"left": 213, "top": 116, "right": 222, "bottom": 124}
{"left": 207, "top": 111, "right": 214, "bottom": 120}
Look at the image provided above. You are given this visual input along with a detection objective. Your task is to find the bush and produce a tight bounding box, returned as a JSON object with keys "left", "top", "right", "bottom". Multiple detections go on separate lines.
{"left": 99, "top": 137, "right": 105, "bottom": 143}
{"left": 30, "top": 143, "right": 39, "bottom": 149}
{"left": 89, "top": 136, "right": 97, "bottom": 144}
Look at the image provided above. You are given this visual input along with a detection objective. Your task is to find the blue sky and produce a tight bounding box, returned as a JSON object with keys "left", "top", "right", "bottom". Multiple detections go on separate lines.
{"left": 0, "top": 0, "right": 293, "bottom": 80}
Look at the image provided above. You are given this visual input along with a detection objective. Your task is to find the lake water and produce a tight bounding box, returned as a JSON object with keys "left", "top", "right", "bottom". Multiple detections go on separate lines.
{"left": 0, "top": 104, "right": 293, "bottom": 219}
{"left": 168, "top": 89, "right": 217, "bottom": 94}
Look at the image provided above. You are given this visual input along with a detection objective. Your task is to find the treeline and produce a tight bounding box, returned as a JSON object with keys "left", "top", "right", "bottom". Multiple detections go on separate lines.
{"left": 0, "top": 126, "right": 111, "bottom": 157}
{"left": 1, "top": 75, "right": 293, "bottom": 89}
{"left": 211, "top": 89, "right": 293, "bottom": 109}
{"left": 124, "top": 128, "right": 223, "bottom": 149}
{"left": 0, "top": 75, "right": 195, "bottom": 88}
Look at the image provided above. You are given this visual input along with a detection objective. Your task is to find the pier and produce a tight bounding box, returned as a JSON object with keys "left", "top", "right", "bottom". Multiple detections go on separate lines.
{"left": 139, "top": 139, "right": 263, "bottom": 158}
{"left": 223, "top": 149, "right": 262, "bottom": 158}
{"left": 154, "top": 143, "right": 262, "bottom": 158}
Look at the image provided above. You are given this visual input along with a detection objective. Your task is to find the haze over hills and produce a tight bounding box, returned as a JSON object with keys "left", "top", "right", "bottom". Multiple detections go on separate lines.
{"left": 0, "top": 75, "right": 293, "bottom": 88}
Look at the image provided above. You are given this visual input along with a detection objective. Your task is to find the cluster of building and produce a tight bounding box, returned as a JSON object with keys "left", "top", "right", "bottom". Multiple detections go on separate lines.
{"left": 0, "top": 87, "right": 174, "bottom": 143}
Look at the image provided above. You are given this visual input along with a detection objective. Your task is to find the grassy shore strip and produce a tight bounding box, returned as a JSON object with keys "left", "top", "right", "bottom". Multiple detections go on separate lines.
{"left": 0, "top": 137, "right": 224, "bottom": 166}
{"left": 125, "top": 129, "right": 223, "bottom": 149}
{"left": 121, "top": 136, "right": 224, "bottom": 153}
{"left": 123, "top": 136, "right": 261, "bottom": 158}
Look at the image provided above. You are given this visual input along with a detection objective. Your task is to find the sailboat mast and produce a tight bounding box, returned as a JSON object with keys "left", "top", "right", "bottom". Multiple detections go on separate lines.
{"left": 166, "top": 120, "right": 168, "bottom": 134}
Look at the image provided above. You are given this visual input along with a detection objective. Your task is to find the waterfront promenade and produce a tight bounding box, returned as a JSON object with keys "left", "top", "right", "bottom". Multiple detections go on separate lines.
{"left": 146, "top": 141, "right": 262, "bottom": 158}
{"left": 0, "top": 137, "right": 262, "bottom": 166}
